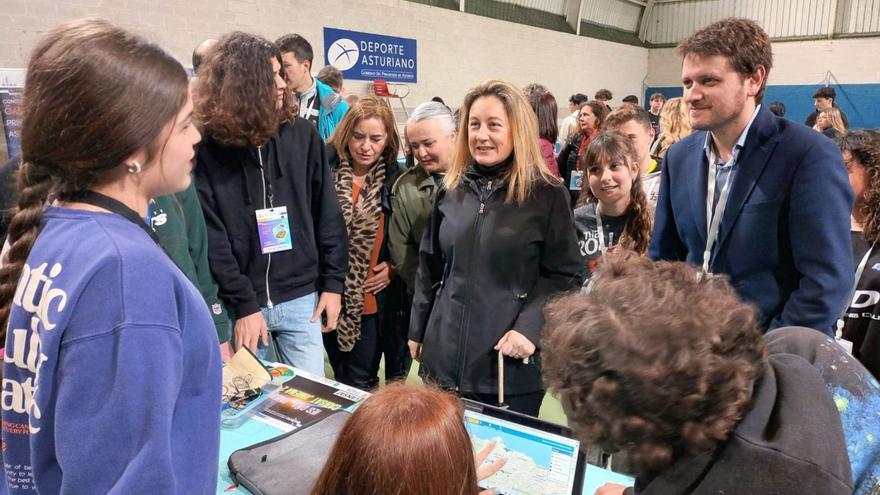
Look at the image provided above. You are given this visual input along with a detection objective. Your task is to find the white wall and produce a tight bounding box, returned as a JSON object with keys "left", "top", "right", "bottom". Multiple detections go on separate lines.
{"left": 646, "top": 37, "right": 880, "bottom": 88}
{"left": 0, "top": 0, "right": 648, "bottom": 115}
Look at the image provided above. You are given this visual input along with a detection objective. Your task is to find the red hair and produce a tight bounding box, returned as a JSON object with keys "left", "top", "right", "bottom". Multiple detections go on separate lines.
{"left": 311, "top": 385, "right": 479, "bottom": 495}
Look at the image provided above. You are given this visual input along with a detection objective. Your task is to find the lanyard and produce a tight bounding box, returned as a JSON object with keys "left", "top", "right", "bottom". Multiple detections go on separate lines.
{"left": 301, "top": 93, "right": 319, "bottom": 121}
{"left": 702, "top": 147, "right": 741, "bottom": 274}
{"left": 71, "top": 190, "right": 163, "bottom": 247}
{"left": 257, "top": 145, "right": 274, "bottom": 208}
{"left": 595, "top": 204, "right": 615, "bottom": 256}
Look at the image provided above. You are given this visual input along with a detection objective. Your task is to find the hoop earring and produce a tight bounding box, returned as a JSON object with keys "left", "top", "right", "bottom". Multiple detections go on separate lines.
{"left": 127, "top": 161, "right": 142, "bottom": 175}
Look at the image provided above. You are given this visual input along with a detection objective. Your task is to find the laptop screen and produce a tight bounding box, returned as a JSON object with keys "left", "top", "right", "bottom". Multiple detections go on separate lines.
{"left": 464, "top": 408, "right": 581, "bottom": 495}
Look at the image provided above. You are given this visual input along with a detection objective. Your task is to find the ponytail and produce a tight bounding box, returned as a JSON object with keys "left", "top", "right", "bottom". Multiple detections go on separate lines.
{"left": 0, "top": 161, "right": 55, "bottom": 338}
{"left": 619, "top": 177, "right": 653, "bottom": 255}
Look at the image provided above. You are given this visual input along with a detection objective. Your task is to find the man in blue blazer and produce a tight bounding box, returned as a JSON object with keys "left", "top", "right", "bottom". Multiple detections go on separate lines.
{"left": 650, "top": 18, "right": 854, "bottom": 335}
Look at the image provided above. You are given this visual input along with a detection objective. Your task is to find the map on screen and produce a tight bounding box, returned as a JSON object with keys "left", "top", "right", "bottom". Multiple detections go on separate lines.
{"left": 465, "top": 409, "right": 580, "bottom": 495}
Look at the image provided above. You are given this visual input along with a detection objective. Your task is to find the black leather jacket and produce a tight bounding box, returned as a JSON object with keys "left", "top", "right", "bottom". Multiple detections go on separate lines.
{"left": 409, "top": 167, "right": 583, "bottom": 395}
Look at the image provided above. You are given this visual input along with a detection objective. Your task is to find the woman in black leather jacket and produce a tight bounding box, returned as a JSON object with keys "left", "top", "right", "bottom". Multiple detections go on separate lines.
{"left": 408, "top": 80, "right": 583, "bottom": 416}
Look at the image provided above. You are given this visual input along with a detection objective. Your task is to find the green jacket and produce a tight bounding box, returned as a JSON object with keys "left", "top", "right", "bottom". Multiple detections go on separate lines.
{"left": 150, "top": 180, "right": 231, "bottom": 343}
{"left": 388, "top": 165, "right": 439, "bottom": 295}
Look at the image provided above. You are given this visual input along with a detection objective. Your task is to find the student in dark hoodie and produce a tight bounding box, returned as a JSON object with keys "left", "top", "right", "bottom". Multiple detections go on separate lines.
{"left": 193, "top": 32, "right": 348, "bottom": 375}
{"left": 542, "top": 251, "right": 854, "bottom": 495}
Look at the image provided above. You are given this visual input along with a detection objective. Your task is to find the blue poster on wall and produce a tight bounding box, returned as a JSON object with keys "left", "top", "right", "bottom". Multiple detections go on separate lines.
{"left": 323, "top": 27, "right": 417, "bottom": 83}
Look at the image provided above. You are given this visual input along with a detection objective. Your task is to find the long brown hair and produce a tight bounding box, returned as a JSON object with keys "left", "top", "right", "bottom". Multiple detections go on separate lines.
{"left": 329, "top": 96, "right": 400, "bottom": 165}
{"left": 194, "top": 32, "right": 296, "bottom": 147}
{"left": 444, "top": 80, "right": 556, "bottom": 204}
{"left": 577, "top": 132, "right": 653, "bottom": 254}
{"left": 311, "top": 385, "right": 479, "bottom": 495}
{"left": 0, "top": 18, "right": 188, "bottom": 338}
{"left": 527, "top": 90, "right": 559, "bottom": 143}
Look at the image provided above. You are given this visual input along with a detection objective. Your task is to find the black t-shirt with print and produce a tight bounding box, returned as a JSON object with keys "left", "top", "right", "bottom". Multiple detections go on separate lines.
{"left": 648, "top": 111, "right": 660, "bottom": 133}
{"left": 573, "top": 202, "right": 627, "bottom": 277}
{"left": 842, "top": 230, "right": 880, "bottom": 380}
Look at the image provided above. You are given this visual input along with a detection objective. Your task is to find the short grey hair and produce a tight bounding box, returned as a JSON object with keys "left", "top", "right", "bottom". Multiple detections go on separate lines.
{"left": 406, "top": 101, "right": 456, "bottom": 135}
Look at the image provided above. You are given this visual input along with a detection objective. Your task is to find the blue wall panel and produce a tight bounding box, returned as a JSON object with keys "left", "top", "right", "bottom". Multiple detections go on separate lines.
{"left": 644, "top": 83, "right": 880, "bottom": 129}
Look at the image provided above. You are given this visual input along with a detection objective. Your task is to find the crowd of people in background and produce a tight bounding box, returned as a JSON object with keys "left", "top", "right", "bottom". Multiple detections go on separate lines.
{"left": 0, "top": 13, "right": 879, "bottom": 495}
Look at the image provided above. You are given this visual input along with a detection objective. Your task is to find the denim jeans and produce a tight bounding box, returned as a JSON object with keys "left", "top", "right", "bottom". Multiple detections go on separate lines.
{"left": 255, "top": 292, "right": 325, "bottom": 376}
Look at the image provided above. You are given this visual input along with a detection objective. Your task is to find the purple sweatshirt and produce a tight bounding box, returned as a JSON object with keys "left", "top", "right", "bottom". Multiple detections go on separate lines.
{"left": 2, "top": 207, "right": 221, "bottom": 494}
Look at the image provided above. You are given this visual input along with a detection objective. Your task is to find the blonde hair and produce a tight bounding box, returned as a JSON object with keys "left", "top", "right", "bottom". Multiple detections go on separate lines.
{"left": 657, "top": 97, "right": 692, "bottom": 153}
{"left": 821, "top": 107, "right": 847, "bottom": 136}
{"left": 444, "top": 80, "right": 556, "bottom": 204}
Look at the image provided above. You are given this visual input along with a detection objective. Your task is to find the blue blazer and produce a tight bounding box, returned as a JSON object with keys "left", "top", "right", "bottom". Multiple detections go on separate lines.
{"left": 649, "top": 106, "right": 854, "bottom": 334}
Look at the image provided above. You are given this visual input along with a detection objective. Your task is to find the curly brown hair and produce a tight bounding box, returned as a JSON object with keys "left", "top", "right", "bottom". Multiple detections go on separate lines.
{"left": 541, "top": 251, "right": 766, "bottom": 477}
{"left": 838, "top": 130, "right": 880, "bottom": 241}
{"left": 579, "top": 100, "right": 609, "bottom": 132}
{"left": 577, "top": 132, "right": 653, "bottom": 254}
{"left": 194, "top": 31, "right": 296, "bottom": 147}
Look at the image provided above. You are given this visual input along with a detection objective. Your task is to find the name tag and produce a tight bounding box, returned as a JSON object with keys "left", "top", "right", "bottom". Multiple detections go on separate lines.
{"left": 569, "top": 170, "right": 583, "bottom": 191}
{"left": 255, "top": 206, "right": 293, "bottom": 254}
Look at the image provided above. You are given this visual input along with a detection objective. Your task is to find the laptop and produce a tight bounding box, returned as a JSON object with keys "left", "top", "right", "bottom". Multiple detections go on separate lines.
{"left": 462, "top": 400, "right": 634, "bottom": 495}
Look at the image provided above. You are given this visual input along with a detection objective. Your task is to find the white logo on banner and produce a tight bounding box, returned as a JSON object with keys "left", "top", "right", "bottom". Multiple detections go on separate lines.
{"left": 328, "top": 39, "right": 360, "bottom": 71}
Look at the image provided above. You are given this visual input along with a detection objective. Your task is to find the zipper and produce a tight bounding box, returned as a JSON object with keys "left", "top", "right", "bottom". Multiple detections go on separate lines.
{"left": 257, "top": 145, "right": 273, "bottom": 309}
{"left": 455, "top": 178, "right": 498, "bottom": 391}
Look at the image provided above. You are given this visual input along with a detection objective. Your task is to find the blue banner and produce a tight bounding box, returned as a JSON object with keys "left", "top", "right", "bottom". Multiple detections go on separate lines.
{"left": 323, "top": 27, "right": 417, "bottom": 83}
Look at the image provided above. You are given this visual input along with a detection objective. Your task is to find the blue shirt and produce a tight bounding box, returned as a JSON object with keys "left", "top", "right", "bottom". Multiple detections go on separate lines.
{"left": 2, "top": 207, "right": 221, "bottom": 494}
{"left": 704, "top": 105, "right": 762, "bottom": 210}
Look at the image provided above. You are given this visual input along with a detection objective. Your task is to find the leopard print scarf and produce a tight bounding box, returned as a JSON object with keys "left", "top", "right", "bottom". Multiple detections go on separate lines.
{"left": 334, "top": 160, "right": 386, "bottom": 352}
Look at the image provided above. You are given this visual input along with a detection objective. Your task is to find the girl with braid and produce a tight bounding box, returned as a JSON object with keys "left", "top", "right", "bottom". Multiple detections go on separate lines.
{"left": 0, "top": 18, "right": 220, "bottom": 493}
{"left": 574, "top": 131, "right": 653, "bottom": 278}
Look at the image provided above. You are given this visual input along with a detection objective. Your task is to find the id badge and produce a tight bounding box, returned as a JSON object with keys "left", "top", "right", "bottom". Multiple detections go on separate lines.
{"left": 255, "top": 206, "right": 293, "bottom": 254}
{"left": 569, "top": 170, "right": 583, "bottom": 191}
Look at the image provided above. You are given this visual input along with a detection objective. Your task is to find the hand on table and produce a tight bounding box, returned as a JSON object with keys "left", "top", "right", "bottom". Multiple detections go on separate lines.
{"left": 594, "top": 482, "right": 630, "bottom": 495}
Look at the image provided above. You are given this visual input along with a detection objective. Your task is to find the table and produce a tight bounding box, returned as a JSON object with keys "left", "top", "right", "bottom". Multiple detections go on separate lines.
{"left": 216, "top": 364, "right": 368, "bottom": 495}
{"left": 216, "top": 365, "right": 634, "bottom": 495}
